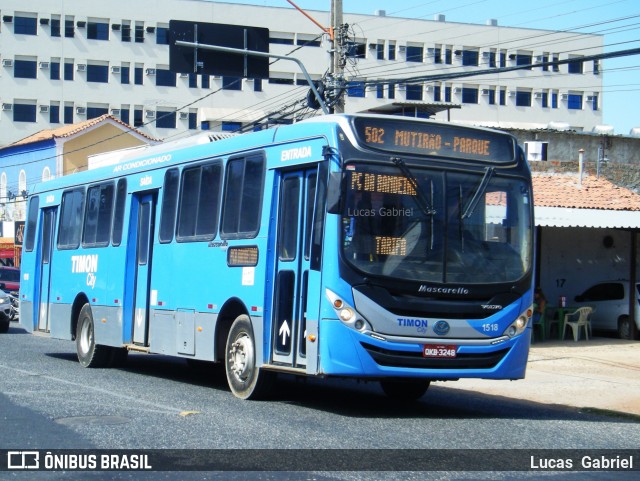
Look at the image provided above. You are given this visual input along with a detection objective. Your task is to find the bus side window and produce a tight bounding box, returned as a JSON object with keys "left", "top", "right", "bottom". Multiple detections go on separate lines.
{"left": 25, "top": 195, "right": 40, "bottom": 252}
{"left": 111, "top": 179, "right": 127, "bottom": 246}
{"left": 58, "top": 188, "right": 85, "bottom": 250}
{"left": 220, "top": 154, "right": 265, "bottom": 240}
{"left": 159, "top": 169, "right": 179, "bottom": 243}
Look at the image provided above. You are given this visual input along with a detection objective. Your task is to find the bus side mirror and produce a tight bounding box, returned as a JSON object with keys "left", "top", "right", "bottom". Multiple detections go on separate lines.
{"left": 326, "top": 171, "right": 342, "bottom": 214}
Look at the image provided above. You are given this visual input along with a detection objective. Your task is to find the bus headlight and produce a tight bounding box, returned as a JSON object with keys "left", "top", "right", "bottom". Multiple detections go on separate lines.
{"left": 325, "top": 289, "right": 370, "bottom": 331}
{"left": 503, "top": 306, "right": 531, "bottom": 338}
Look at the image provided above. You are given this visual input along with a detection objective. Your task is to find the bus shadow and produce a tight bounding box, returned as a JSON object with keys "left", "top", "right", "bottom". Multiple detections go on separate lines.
{"left": 44, "top": 351, "right": 639, "bottom": 423}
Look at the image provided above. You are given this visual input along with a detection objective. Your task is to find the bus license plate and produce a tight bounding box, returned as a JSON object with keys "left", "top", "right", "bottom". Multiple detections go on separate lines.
{"left": 422, "top": 344, "right": 457, "bottom": 358}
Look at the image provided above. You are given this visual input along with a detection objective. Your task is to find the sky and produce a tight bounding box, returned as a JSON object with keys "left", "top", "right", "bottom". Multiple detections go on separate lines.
{"left": 216, "top": 0, "right": 640, "bottom": 135}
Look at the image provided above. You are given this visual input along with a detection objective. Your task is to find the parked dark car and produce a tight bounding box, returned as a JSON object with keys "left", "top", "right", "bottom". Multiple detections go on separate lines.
{"left": 0, "top": 290, "right": 14, "bottom": 333}
{"left": 574, "top": 280, "right": 640, "bottom": 340}
{"left": 0, "top": 266, "right": 20, "bottom": 292}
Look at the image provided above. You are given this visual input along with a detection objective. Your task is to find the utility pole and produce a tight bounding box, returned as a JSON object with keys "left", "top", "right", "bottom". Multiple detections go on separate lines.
{"left": 330, "top": 0, "right": 344, "bottom": 113}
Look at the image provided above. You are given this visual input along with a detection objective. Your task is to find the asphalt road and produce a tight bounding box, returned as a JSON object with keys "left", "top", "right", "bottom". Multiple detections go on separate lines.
{"left": 1, "top": 322, "right": 638, "bottom": 480}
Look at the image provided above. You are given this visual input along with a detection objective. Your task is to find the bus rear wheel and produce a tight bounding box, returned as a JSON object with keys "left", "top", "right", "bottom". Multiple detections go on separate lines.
{"left": 76, "top": 304, "right": 110, "bottom": 368}
{"left": 225, "top": 315, "right": 274, "bottom": 400}
{"left": 380, "top": 379, "right": 430, "bottom": 401}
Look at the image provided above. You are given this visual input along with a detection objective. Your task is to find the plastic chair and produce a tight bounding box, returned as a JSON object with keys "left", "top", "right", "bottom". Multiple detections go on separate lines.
{"left": 545, "top": 307, "right": 559, "bottom": 339}
{"left": 562, "top": 307, "right": 593, "bottom": 341}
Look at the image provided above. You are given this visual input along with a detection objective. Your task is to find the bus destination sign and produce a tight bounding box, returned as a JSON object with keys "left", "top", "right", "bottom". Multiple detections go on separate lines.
{"left": 352, "top": 118, "right": 515, "bottom": 163}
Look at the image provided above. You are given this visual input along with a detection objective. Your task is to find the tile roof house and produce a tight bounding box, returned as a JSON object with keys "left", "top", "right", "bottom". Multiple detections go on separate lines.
{"left": 532, "top": 172, "right": 640, "bottom": 228}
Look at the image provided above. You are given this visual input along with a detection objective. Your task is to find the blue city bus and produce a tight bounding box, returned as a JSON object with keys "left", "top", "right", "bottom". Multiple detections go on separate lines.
{"left": 20, "top": 114, "right": 534, "bottom": 400}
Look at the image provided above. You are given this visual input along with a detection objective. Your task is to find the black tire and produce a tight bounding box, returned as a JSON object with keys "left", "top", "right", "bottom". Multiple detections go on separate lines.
{"left": 76, "top": 303, "right": 110, "bottom": 368}
{"left": 380, "top": 379, "right": 430, "bottom": 401}
{"left": 618, "top": 316, "right": 632, "bottom": 340}
{"left": 224, "top": 314, "right": 274, "bottom": 400}
{"left": 0, "top": 318, "right": 9, "bottom": 333}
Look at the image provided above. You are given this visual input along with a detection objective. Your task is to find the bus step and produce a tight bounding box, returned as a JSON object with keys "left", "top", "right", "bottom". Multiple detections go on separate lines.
{"left": 124, "top": 344, "right": 151, "bottom": 353}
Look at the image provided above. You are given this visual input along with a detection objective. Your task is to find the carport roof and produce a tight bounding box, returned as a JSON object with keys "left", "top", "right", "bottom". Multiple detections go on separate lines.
{"left": 532, "top": 173, "right": 640, "bottom": 228}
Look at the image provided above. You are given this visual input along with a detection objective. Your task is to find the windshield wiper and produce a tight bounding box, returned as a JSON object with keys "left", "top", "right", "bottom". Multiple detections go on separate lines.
{"left": 461, "top": 166, "right": 494, "bottom": 219}
{"left": 391, "top": 157, "right": 437, "bottom": 216}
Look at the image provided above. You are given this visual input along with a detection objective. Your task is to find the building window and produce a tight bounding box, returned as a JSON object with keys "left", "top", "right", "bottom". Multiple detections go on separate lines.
{"left": 593, "top": 60, "right": 600, "bottom": 75}
{"left": 499, "top": 88, "right": 506, "bottom": 106}
{"left": 516, "top": 53, "right": 532, "bottom": 69}
{"left": 51, "top": 61, "right": 61, "bottom": 80}
{"left": 156, "top": 110, "right": 176, "bottom": 128}
{"left": 134, "top": 108, "right": 143, "bottom": 127}
{"left": 406, "top": 84, "right": 423, "bottom": 101}
{"left": 347, "top": 81, "right": 365, "bottom": 97}
{"left": 461, "top": 50, "right": 479, "bottom": 66}
{"left": 434, "top": 47, "right": 442, "bottom": 64}
{"left": 488, "top": 89, "right": 496, "bottom": 105}
{"left": 515, "top": 90, "right": 532, "bottom": 107}
{"left": 134, "top": 67, "right": 143, "bottom": 85}
{"left": 87, "top": 21, "right": 109, "bottom": 40}
{"left": 64, "top": 105, "right": 74, "bottom": 123}
{"left": 156, "top": 27, "right": 169, "bottom": 45}
{"left": 270, "top": 37, "right": 294, "bottom": 45}
{"left": 14, "top": 102, "right": 37, "bottom": 122}
{"left": 541, "top": 92, "right": 549, "bottom": 108}
{"left": 434, "top": 85, "right": 441, "bottom": 102}
{"left": 461, "top": 87, "right": 478, "bottom": 104}
{"left": 489, "top": 51, "right": 497, "bottom": 68}
{"left": 445, "top": 86, "right": 452, "bottom": 102}
{"left": 65, "top": 18, "right": 74, "bottom": 38}
{"left": 499, "top": 51, "right": 507, "bottom": 68}
{"left": 590, "top": 94, "right": 598, "bottom": 110}
{"left": 201, "top": 75, "right": 210, "bottom": 89}
{"left": 406, "top": 45, "right": 424, "bottom": 63}
{"left": 376, "top": 44, "right": 385, "bottom": 60}
{"left": 188, "top": 73, "right": 198, "bottom": 88}
{"left": 296, "top": 36, "right": 321, "bottom": 47}
{"left": 64, "top": 61, "right": 74, "bottom": 81}
{"left": 14, "top": 59, "right": 37, "bottom": 79}
{"left": 222, "top": 122, "right": 242, "bottom": 132}
{"left": 388, "top": 43, "right": 396, "bottom": 61}
{"left": 188, "top": 112, "right": 197, "bottom": 130}
{"left": 567, "top": 93, "right": 583, "bottom": 109}
{"left": 121, "top": 23, "right": 131, "bottom": 42}
{"left": 376, "top": 84, "right": 384, "bottom": 99}
{"left": 156, "top": 69, "right": 176, "bottom": 87}
{"left": 552, "top": 55, "right": 560, "bottom": 72}
{"left": 121, "top": 108, "right": 130, "bottom": 124}
{"left": 14, "top": 16, "right": 37, "bottom": 35}
{"left": 347, "top": 42, "right": 366, "bottom": 59}
{"left": 268, "top": 77, "right": 294, "bottom": 85}
{"left": 50, "top": 104, "right": 60, "bottom": 123}
{"left": 120, "top": 66, "right": 130, "bottom": 84}
{"left": 388, "top": 84, "right": 395, "bottom": 99}
{"left": 51, "top": 18, "right": 61, "bottom": 37}
{"left": 201, "top": 121, "right": 210, "bottom": 130}
{"left": 253, "top": 78, "right": 262, "bottom": 92}
{"left": 135, "top": 23, "right": 144, "bottom": 43}
{"left": 541, "top": 54, "right": 549, "bottom": 72}
{"left": 552, "top": 92, "right": 558, "bottom": 108}
{"left": 87, "top": 64, "right": 108, "bottom": 83}
{"left": 568, "top": 58, "right": 583, "bottom": 74}
{"left": 87, "top": 106, "right": 108, "bottom": 119}
{"left": 223, "top": 76, "right": 242, "bottom": 90}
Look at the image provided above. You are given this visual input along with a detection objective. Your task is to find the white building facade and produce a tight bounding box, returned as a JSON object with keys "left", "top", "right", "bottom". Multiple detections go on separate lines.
{"left": 0, "top": 0, "right": 604, "bottom": 146}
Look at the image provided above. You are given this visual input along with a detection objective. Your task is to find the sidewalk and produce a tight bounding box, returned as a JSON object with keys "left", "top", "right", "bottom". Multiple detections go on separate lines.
{"left": 445, "top": 337, "right": 640, "bottom": 416}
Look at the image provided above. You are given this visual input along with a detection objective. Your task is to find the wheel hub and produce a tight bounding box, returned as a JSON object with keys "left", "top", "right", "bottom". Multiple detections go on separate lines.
{"left": 229, "top": 334, "right": 253, "bottom": 381}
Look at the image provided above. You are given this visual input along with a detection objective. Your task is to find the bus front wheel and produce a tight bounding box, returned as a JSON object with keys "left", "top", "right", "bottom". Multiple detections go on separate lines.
{"left": 380, "top": 379, "right": 430, "bottom": 401}
{"left": 225, "top": 315, "right": 274, "bottom": 400}
{"left": 76, "top": 304, "right": 110, "bottom": 368}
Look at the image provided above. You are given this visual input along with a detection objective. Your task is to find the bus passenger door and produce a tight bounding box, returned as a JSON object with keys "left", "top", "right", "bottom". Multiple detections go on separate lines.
{"left": 129, "top": 193, "right": 156, "bottom": 346}
{"left": 36, "top": 208, "right": 57, "bottom": 332}
{"left": 272, "top": 168, "right": 320, "bottom": 368}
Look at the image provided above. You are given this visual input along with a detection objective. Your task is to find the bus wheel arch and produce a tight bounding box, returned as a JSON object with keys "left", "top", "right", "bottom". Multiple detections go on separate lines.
{"left": 214, "top": 298, "right": 248, "bottom": 363}
{"left": 70, "top": 294, "right": 90, "bottom": 340}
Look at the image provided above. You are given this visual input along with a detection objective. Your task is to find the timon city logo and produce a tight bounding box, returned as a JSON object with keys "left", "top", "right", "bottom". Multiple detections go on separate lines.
{"left": 72, "top": 255, "right": 99, "bottom": 289}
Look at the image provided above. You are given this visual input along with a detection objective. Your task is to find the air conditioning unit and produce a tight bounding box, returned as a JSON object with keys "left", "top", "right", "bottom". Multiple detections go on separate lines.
{"left": 146, "top": 26, "right": 155, "bottom": 33}
{"left": 481, "top": 89, "right": 490, "bottom": 96}
{"left": 586, "top": 95, "right": 595, "bottom": 102}
{"left": 2, "top": 59, "right": 13, "bottom": 68}
{"left": 179, "top": 73, "right": 189, "bottom": 78}
{"left": 535, "top": 55, "right": 543, "bottom": 62}
{"left": 76, "top": 21, "right": 86, "bottom": 28}
{"left": 482, "top": 51, "right": 490, "bottom": 58}
{"left": 369, "top": 43, "right": 378, "bottom": 50}
{"left": 2, "top": 15, "right": 13, "bottom": 23}
{"left": 453, "top": 87, "right": 461, "bottom": 93}
{"left": 425, "top": 86, "right": 433, "bottom": 92}
{"left": 454, "top": 50, "right": 462, "bottom": 56}
{"left": 145, "top": 110, "right": 155, "bottom": 118}
{"left": 398, "top": 45, "right": 406, "bottom": 52}
{"left": 39, "top": 105, "right": 50, "bottom": 113}
{"left": 112, "top": 24, "right": 121, "bottom": 31}
{"left": 179, "top": 112, "right": 189, "bottom": 120}
{"left": 397, "top": 84, "right": 406, "bottom": 91}
{"left": 40, "top": 18, "right": 50, "bottom": 26}
{"left": 76, "top": 107, "right": 86, "bottom": 115}
{"left": 110, "top": 108, "right": 121, "bottom": 116}
{"left": 76, "top": 64, "right": 86, "bottom": 72}
{"left": 110, "top": 66, "right": 121, "bottom": 74}
{"left": 39, "top": 61, "right": 50, "bottom": 69}
{"left": 560, "top": 93, "right": 569, "bottom": 101}
{"left": 2, "top": 103, "right": 13, "bottom": 111}
{"left": 507, "top": 90, "right": 516, "bottom": 97}
{"left": 145, "top": 68, "right": 156, "bottom": 76}
{"left": 509, "top": 54, "right": 516, "bottom": 60}
{"left": 533, "top": 92, "right": 543, "bottom": 99}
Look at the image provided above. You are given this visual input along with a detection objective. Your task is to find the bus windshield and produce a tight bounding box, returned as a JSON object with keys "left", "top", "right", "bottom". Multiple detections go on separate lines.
{"left": 341, "top": 162, "right": 532, "bottom": 284}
